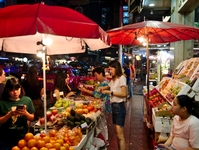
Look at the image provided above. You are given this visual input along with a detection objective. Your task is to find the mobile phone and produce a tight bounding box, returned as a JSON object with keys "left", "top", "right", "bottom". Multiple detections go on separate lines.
{"left": 16, "top": 104, "right": 24, "bottom": 110}
{"left": 155, "top": 145, "right": 166, "bottom": 150}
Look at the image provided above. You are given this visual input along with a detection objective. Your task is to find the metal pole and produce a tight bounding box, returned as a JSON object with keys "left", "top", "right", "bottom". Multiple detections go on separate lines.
{"left": 146, "top": 28, "right": 150, "bottom": 100}
{"left": 119, "top": 0, "right": 123, "bottom": 64}
{"left": 42, "top": 47, "right": 47, "bottom": 132}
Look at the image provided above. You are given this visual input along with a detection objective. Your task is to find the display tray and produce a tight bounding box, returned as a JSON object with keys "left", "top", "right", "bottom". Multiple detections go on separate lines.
{"left": 71, "top": 135, "right": 87, "bottom": 150}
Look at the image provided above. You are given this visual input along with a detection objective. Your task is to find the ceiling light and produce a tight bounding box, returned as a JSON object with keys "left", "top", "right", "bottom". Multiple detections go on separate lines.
{"left": 149, "top": 4, "right": 155, "bottom": 7}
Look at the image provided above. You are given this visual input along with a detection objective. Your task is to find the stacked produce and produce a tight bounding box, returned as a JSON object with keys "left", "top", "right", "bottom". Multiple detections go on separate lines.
{"left": 12, "top": 126, "right": 82, "bottom": 150}
{"left": 146, "top": 88, "right": 166, "bottom": 108}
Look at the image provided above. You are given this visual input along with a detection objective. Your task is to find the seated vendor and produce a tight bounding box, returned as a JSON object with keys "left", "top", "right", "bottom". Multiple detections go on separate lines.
{"left": 50, "top": 72, "right": 76, "bottom": 106}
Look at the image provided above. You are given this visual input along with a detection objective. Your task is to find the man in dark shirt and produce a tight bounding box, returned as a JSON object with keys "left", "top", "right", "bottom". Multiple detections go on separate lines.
{"left": 124, "top": 62, "right": 130, "bottom": 98}
{"left": 0, "top": 68, "right": 6, "bottom": 99}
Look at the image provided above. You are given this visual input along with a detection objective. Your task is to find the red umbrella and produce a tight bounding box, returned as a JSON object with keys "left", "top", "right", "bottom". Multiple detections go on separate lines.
{"left": 0, "top": 3, "right": 111, "bottom": 131}
{"left": 107, "top": 20, "right": 199, "bottom": 45}
{"left": 0, "top": 3, "right": 111, "bottom": 54}
{"left": 107, "top": 20, "right": 199, "bottom": 99}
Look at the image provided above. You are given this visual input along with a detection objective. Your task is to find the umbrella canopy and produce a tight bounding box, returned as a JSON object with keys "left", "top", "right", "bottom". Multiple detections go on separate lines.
{"left": 107, "top": 20, "right": 199, "bottom": 45}
{"left": 0, "top": 3, "right": 111, "bottom": 54}
{"left": 107, "top": 20, "right": 199, "bottom": 100}
{"left": 0, "top": 3, "right": 111, "bottom": 132}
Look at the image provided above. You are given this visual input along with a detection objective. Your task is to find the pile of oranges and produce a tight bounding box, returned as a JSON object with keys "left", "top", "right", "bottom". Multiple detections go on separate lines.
{"left": 12, "top": 126, "right": 83, "bottom": 150}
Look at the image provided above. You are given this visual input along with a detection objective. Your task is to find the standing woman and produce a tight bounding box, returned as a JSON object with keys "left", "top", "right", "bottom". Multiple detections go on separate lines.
{"left": 0, "top": 78, "right": 35, "bottom": 150}
{"left": 99, "top": 60, "right": 127, "bottom": 150}
{"left": 22, "top": 66, "right": 44, "bottom": 120}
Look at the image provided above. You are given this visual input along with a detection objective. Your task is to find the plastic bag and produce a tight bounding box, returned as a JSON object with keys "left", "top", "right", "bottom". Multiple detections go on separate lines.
{"left": 157, "top": 124, "right": 169, "bottom": 144}
{"left": 91, "top": 137, "right": 105, "bottom": 148}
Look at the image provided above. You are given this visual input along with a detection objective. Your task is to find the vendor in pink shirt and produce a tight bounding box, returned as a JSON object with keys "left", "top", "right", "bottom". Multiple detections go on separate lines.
{"left": 159, "top": 95, "right": 199, "bottom": 150}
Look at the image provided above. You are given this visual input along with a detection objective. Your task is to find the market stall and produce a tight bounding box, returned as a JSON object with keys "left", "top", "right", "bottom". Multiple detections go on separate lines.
{"left": 12, "top": 95, "right": 106, "bottom": 150}
{"left": 143, "top": 57, "right": 199, "bottom": 148}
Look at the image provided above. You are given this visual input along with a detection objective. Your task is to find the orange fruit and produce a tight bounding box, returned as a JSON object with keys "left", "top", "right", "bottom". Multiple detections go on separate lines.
{"left": 60, "top": 146, "right": 66, "bottom": 150}
{"left": 27, "top": 139, "right": 37, "bottom": 148}
{"left": 53, "top": 143, "right": 61, "bottom": 150}
{"left": 18, "top": 139, "right": 27, "bottom": 148}
{"left": 21, "top": 146, "right": 30, "bottom": 150}
{"left": 34, "top": 136, "right": 41, "bottom": 141}
{"left": 30, "top": 147, "right": 38, "bottom": 150}
{"left": 63, "top": 143, "right": 69, "bottom": 150}
{"left": 42, "top": 135, "right": 50, "bottom": 143}
{"left": 24, "top": 133, "right": 34, "bottom": 141}
{"left": 69, "top": 147, "right": 75, "bottom": 150}
{"left": 45, "top": 143, "right": 53, "bottom": 149}
{"left": 35, "top": 139, "right": 45, "bottom": 148}
{"left": 56, "top": 139, "right": 64, "bottom": 146}
{"left": 12, "top": 146, "right": 20, "bottom": 150}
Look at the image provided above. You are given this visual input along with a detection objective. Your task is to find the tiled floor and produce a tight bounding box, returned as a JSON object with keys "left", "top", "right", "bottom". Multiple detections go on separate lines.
{"left": 106, "top": 81, "right": 153, "bottom": 150}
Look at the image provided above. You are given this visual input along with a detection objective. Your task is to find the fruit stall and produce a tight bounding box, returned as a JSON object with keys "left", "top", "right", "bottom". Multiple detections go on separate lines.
{"left": 143, "top": 57, "right": 199, "bottom": 147}
{"left": 12, "top": 95, "right": 106, "bottom": 150}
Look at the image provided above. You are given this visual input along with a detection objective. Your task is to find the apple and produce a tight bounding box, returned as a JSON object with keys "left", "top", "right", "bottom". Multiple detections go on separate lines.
{"left": 46, "top": 111, "right": 52, "bottom": 121}
{"left": 52, "top": 109, "right": 58, "bottom": 116}
{"left": 40, "top": 117, "right": 45, "bottom": 125}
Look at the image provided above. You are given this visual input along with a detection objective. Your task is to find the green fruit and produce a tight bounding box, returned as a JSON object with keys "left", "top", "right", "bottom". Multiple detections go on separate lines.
{"left": 70, "top": 109, "right": 76, "bottom": 116}
{"left": 74, "top": 122, "right": 81, "bottom": 126}
{"left": 67, "top": 121, "right": 74, "bottom": 128}
{"left": 74, "top": 115, "right": 81, "bottom": 122}
{"left": 67, "top": 115, "right": 75, "bottom": 122}
{"left": 79, "top": 114, "right": 85, "bottom": 121}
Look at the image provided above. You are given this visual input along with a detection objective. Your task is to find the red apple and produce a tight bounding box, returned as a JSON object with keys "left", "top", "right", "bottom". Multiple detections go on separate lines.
{"left": 40, "top": 117, "right": 45, "bottom": 125}
{"left": 46, "top": 111, "right": 52, "bottom": 121}
{"left": 52, "top": 109, "right": 58, "bottom": 116}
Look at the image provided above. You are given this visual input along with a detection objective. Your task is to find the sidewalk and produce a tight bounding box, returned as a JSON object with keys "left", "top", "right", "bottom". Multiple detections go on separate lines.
{"left": 106, "top": 80, "right": 153, "bottom": 150}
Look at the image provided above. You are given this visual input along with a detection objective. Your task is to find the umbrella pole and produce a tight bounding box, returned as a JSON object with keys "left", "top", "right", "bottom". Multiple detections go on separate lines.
{"left": 145, "top": 28, "right": 150, "bottom": 100}
{"left": 42, "top": 48, "right": 47, "bottom": 132}
{"left": 146, "top": 41, "right": 149, "bottom": 100}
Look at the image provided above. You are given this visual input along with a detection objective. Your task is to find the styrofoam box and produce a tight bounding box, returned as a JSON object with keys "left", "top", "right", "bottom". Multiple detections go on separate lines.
{"left": 152, "top": 108, "right": 173, "bottom": 133}
{"left": 192, "top": 78, "right": 199, "bottom": 92}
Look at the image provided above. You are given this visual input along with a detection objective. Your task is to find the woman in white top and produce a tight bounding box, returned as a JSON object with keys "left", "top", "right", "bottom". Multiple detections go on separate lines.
{"left": 99, "top": 60, "right": 127, "bottom": 150}
{"left": 159, "top": 95, "right": 199, "bottom": 150}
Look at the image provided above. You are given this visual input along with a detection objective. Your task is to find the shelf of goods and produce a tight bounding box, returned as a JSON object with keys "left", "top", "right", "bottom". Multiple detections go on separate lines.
{"left": 143, "top": 57, "right": 199, "bottom": 148}
{"left": 156, "top": 77, "right": 195, "bottom": 105}
{"left": 28, "top": 96, "right": 104, "bottom": 150}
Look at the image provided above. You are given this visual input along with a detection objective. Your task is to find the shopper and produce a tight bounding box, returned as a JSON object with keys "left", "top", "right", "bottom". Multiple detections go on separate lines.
{"left": 79, "top": 66, "right": 111, "bottom": 113}
{"left": 129, "top": 61, "right": 136, "bottom": 98}
{"left": 79, "top": 67, "right": 111, "bottom": 145}
{"left": 50, "top": 72, "right": 76, "bottom": 106}
{"left": 158, "top": 95, "right": 199, "bottom": 150}
{"left": 98, "top": 59, "right": 127, "bottom": 150}
{"left": 0, "top": 68, "right": 6, "bottom": 99}
{"left": 0, "top": 78, "right": 35, "bottom": 150}
{"left": 22, "top": 66, "right": 44, "bottom": 120}
{"left": 124, "top": 62, "right": 131, "bottom": 99}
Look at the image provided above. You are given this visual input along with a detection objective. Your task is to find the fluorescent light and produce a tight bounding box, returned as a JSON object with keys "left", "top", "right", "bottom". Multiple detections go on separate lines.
{"left": 149, "top": 3, "right": 155, "bottom": 7}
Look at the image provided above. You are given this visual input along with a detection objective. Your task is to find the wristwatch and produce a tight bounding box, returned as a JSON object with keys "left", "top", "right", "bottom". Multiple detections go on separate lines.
{"left": 111, "top": 91, "right": 113, "bottom": 96}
